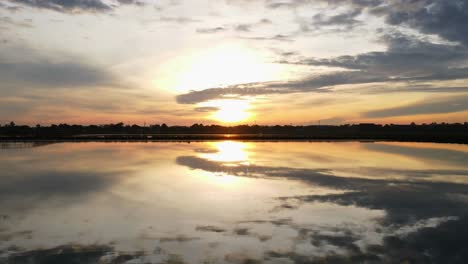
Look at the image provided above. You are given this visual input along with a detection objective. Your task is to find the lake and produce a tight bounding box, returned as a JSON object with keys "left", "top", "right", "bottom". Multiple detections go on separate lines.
{"left": 1, "top": 141, "right": 468, "bottom": 263}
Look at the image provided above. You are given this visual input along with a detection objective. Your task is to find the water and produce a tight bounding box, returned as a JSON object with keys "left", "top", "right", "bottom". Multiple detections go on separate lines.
{"left": 1, "top": 141, "right": 467, "bottom": 263}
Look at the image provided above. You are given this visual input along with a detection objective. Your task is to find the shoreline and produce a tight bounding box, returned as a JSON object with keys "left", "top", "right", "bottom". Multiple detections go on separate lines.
{"left": 1, "top": 134, "right": 467, "bottom": 144}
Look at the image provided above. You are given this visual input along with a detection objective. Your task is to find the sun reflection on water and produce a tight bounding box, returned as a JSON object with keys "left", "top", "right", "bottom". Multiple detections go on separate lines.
{"left": 194, "top": 141, "right": 252, "bottom": 186}
{"left": 199, "top": 141, "right": 250, "bottom": 164}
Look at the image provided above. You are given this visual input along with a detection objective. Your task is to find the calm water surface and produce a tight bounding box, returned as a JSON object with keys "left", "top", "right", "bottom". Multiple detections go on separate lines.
{"left": 1, "top": 141, "right": 468, "bottom": 263}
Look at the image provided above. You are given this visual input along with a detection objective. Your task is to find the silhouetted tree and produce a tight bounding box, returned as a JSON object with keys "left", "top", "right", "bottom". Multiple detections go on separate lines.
{"left": 161, "top": 123, "right": 168, "bottom": 133}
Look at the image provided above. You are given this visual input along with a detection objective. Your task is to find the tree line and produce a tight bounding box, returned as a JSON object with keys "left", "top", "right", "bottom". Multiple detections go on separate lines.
{"left": 1, "top": 122, "right": 467, "bottom": 139}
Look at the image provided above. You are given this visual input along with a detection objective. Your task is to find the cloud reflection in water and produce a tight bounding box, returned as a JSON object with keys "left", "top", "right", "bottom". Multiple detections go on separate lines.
{"left": 1, "top": 141, "right": 468, "bottom": 263}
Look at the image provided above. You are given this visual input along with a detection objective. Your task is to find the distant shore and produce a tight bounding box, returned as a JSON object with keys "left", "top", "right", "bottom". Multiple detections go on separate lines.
{"left": 1, "top": 134, "right": 467, "bottom": 144}
{"left": 2, "top": 123, "right": 467, "bottom": 144}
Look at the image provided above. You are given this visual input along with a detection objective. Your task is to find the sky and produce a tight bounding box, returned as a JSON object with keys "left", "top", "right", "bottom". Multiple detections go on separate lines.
{"left": 1, "top": 0, "right": 467, "bottom": 125}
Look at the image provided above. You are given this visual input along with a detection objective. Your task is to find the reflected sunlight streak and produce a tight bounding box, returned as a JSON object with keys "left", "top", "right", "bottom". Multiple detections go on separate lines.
{"left": 200, "top": 141, "right": 250, "bottom": 164}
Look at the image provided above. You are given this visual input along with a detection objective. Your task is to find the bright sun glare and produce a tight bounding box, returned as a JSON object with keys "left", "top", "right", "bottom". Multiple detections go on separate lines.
{"left": 154, "top": 44, "right": 290, "bottom": 124}
{"left": 201, "top": 99, "right": 252, "bottom": 123}
{"left": 159, "top": 44, "right": 284, "bottom": 94}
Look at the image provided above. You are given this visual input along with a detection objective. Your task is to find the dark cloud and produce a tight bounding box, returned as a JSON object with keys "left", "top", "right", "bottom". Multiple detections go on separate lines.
{"left": 374, "top": 0, "right": 468, "bottom": 46}
{"left": 234, "top": 23, "right": 252, "bottom": 32}
{"left": 175, "top": 71, "right": 382, "bottom": 104}
{"left": 355, "top": 85, "right": 468, "bottom": 95}
{"left": 293, "top": 34, "right": 468, "bottom": 76}
{"left": 5, "top": 0, "right": 144, "bottom": 13}
{"left": 311, "top": 232, "right": 361, "bottom": 251}
{"left": 364, "top": 95, "right": 468, "bottom": 118}
{"left": 116, "top": 0, "right": 145, "bottom": 6}
{"left": 196, "top": 26, "right": 227, "bottom": 34}
{"left": 311, "top": 9, "right": 363, "bottom": 29}
{"left": 176, "top": 84, "right": 283, "bottom": 104}
{"left": 195, "top": 19, "right": 272, "bottom": 35}
{"left": 259, "top": 18, "right": 272, "bottom": 24}
{"left": 7, "top": 0, "right": 112, "bottom": 13}
{"left": 245, "top": 0, "right": 468, "bottom": 48}
{"left": 234, "top": 19, "right": 273, "bottom": 32}
{"left": 194, "top": 106, "right": 219, "bottom": 112}
{"left": 264, "top": 0, "right": 310, "bottom": 9}
{"left": 0, "top": 61, "right": 115, "bottom": 89}
{"left": 0, "top": 3, "right": 23, "bottom": 12}
{"left": 4, "top": 244, "right": 148, "bottom": 264}
{"left": 159, "top": 235, "right": 201, "bottom": 243}
{"left": 0, "top": 45, "right": 116, "bottom": 91}
{"left": 265, "top": 0, "right": 468, "bottom": 46}
{"left": 195, "top": 225, "right": 226, "bottom": 233}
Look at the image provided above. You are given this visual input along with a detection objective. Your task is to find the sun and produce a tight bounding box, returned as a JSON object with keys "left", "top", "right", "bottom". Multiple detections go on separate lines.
{"left": 199, "top": 99, "right": 252, "bottom": 123}
{"left": 212, "top": 99, "right": 251, "bottom": 123}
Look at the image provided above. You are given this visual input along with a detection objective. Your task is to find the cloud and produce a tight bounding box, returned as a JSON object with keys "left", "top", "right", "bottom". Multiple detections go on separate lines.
{"left": 5, "top": 244, "right": 148, "bottom": 264}
{"left": 195, "top": 225, "right": 226, "bottom": 233}
{"left": 159, "top": 235, "right": 201, "bottom": 242}
{"left": 0, "top": 4, "right": 23, "bottom": 12}
{"left": 244, "top": 0, "right": 468, "bottom": 47}
{"left": 373, "top": 0, "right": 468, "bottom": 46}
{"left": 364, "top": 95, "right": 468, "bottom": 118}
{"left": 5, "top": 0, "right": 145, "bottom": 13}
{"left": 175, "top": 70, "right": 394, "bottom": 104}
{"left": 196, "top": 26, "right": 227, "bottom": 34}
{"left": 291, "top": 33, "right": 468, "bottom": 76}
{"left": 0, "top": 16, "right": 33, "bottom": 28}
{"left": 116, "top": 0, "right": 145, "bottom": 6}
{"left": 7, "top": 0, "right": 112, "bottom": 13}
{"left": 176, "top": 33, "right": 468, "bottom": 104}
{"left": 159, "top": 16, "right": 202, "bottom": 24}
{"left": 0, "top": 61, "right": 115, "bottom": 89}
{"left": 311, "top": 9, "right": 363, "bottom": 29}
{"left": 241, "top": 33, "right": 294, "bottom": 42}
{"left": 175, "top": 82, "right": 295, "bottom": 104}
{"left": 354, "top": 85, "right": 468, "bottom": 95}
{"left": 234, "top": 23, "right": 252, "bottom": 32}
{"left": 194, "top": 106, "right": 219, "bottom": 112}
{"left": 0, "top": 44, "right": 116, "bottom": 90}
{"left": 264, "top": 0, "right": 310, "bottom": 9}
{"left": 234, "top": 19, "right": 273, "bottom": 32}
{"left": 194, "top": 19, "right": 273, "bottom": 35}
{"left": 324, "top": 0, "right": 468, "bottom": 47}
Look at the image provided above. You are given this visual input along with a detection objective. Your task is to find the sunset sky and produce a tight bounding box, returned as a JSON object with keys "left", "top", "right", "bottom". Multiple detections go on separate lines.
{"left": 1, "top": 0, "right": 467, "bottom": 125}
